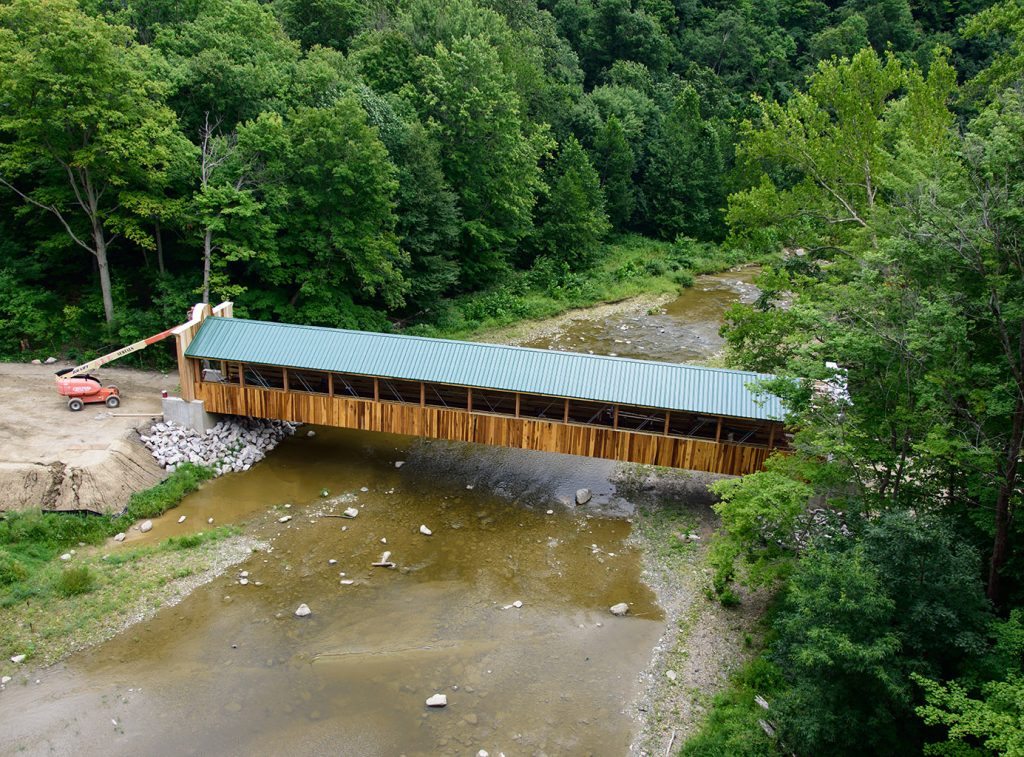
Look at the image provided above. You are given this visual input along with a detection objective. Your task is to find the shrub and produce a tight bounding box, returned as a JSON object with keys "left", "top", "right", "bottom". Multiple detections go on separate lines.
{"left": 121, "top": 463, "right": 214, "bottom": 522}
{"left": 0, "top": 549, "right": 29, "bottom": 585}
{"left": 56, "top": 566, "right": 95, "bottom": 597}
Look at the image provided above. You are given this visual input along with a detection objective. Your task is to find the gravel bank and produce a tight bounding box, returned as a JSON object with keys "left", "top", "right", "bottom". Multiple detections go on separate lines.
{"left": 619, "top": 468, "right": 771, "bottom": 756}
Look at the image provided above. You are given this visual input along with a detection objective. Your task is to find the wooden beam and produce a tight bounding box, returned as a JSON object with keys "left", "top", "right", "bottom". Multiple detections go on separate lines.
{"left": 373, "top": 377, "right": 379, "bottom": 402}
{"left": 328, "top": 373, "right": 334, "bottom": 397}
{"left": 467, "top": 387, "right": 473, "bottom": 412}
{"left": 563, "top": 398, "right": 570, "bottom": 423}
{"left": 715, "top": 416, "right": 723, "bottom": 443}
{"left": 663, "top": 411, "right": 670, "bottom": 435}
{"left": 282, "top": 367, "right": 289, "bottom": 392}
{"left": 767, "top": 423, "right": 776, "bottom": 451}
{"left": 239, "top": 362, "right": 246, "bottom": 388}
{"left": 515, "top": 393, "right": 520, "bottom": 418}
{"left": 420, "top": 382, "right": 425, "bottom": 407}
{"left": 613, "top": 405, "right": 619, "bottom": 430}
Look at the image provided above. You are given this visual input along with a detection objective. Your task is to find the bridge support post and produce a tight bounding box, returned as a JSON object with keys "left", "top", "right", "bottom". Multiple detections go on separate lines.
{"left": 162, "top": 396, "right": 219, "bottom": 434}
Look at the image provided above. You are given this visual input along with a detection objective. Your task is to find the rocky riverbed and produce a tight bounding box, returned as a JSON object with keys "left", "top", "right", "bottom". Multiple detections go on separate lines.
{"left": 141, "top": 417, "right": 299, "bottom": 475}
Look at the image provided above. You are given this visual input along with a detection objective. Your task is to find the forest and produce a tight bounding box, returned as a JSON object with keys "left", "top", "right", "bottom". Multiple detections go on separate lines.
{"left": 2, "top": 0, "right": 1024, "bottom": 753}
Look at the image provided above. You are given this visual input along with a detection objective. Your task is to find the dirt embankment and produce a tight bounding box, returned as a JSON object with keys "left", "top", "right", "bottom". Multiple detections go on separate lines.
{"left": 0, "top": 362, "right": 174, "bottom": 512}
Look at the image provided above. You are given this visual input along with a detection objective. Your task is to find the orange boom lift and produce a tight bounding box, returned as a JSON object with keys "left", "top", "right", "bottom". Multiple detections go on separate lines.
{"left": 54, "top": 327, "right": 176, "bottom": 411}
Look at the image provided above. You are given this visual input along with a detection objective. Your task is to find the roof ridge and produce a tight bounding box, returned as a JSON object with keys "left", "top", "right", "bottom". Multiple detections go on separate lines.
{"left": 210, "top": 316, "right": 773, "bottom": 379}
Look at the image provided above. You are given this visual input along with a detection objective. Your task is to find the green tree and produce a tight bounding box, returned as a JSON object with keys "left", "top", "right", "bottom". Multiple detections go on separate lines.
{"left": 273, "top": 0, "right": 366, "bottom": 51}
{"left": 535, "top": 135, "right": 610, "bottom": 268}
{"left": 414, "top": 35, "right": 552, "bottom": 286}
{"left": 593, "top": 115, "right": 635, "bottom": 230}
{"left": 247, "top": 100, "right": 407, "bottom": 325}
{"left": 771, "top": 547, "right": 905, "bottom": 755}
{"left": 0, "top": 0, "right": 189, "bottom": 324}
{"left": 155, "top": 0, "right": 301, "bottom": 132}
{"left": 643, "top": 85, "right": 726, "bottom": 240}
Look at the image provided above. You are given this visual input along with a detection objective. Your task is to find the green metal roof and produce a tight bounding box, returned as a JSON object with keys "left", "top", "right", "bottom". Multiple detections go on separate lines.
{"left": 185, "top": 317, "right": 786, "bottom": 421}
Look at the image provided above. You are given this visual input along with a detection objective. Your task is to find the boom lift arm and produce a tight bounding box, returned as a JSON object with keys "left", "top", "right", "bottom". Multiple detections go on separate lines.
{"left": 57, "top": 327, "right": 177, "bottom": 380}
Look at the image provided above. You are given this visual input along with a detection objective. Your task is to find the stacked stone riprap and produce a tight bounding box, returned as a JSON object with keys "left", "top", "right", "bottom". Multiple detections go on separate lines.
{"left": 141, "top": 418, "right": 298, "bottom": 476}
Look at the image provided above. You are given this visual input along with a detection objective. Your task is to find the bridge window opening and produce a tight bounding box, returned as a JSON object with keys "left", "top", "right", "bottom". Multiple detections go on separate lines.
{"left": 224, "top": 362, "right": 243, "bottom": 385}
{"left": 518, "top": 394, "right": 562, "bottom": 420}
{"left": 423, "top": 383, "right": 468, "bottom": 410}
{"left": 667, "top": 413, "right": 718, "bottom": 440}
{"left": 379, "top": 378, "right": 421, "bottom": 404}
{"left": 288, "top": 369, "right": 329, "bottom": 394}
{"left": 721, "top": 421, "right": 773, "bottom": 447}
{"left": 332, "top": 373, "right": 375, "bottom": 400}
{"left": 198, "top": 359, "right": 226, "bottom": 383}
{"left": 616, "top": 405, "right": 666, "bottom": 434}
{"left": 566, "top": 400, "right": 615, "bottom": 428}
{"left": 472, "top": 389, "right": 517, "bottom": 416}
{"left": 244, "top": 364, "right": 285, "bottom": 390}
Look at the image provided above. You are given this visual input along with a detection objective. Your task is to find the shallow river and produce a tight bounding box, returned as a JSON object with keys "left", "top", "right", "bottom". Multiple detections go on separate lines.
{"left": 0, "top": 269, "right": 758, "bottom": 756}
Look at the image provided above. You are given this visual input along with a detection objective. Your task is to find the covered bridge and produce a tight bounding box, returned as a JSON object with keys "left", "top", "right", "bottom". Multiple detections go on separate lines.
{"left": 174, "top": 303, "right": 789, "bottom": 476}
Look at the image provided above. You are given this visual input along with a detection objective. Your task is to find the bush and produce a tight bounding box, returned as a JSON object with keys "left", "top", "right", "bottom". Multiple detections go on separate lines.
{"left": 0, "top": 549, "right": 29, "bottom": 585}
{"left": 121, "top": 463, "right": 214, "bottom": 521}
{"left": 56, "top": 566, "right": 95, "bottom": 597}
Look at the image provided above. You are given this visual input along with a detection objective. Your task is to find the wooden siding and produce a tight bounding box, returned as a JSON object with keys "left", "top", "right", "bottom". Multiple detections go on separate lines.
{"left": 194, "top": 381, "right": 776, "bottom": 476}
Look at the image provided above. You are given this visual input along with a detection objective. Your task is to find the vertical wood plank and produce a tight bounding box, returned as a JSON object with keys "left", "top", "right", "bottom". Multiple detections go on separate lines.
{"left": 715, "top": 417, "right": 723, "bottom": 443}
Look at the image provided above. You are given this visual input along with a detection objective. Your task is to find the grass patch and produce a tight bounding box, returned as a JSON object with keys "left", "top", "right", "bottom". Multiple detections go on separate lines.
{"left": 0, "top": 463, "right": 214, "bottom": 607}
{"left": 0, "top": 527, "right": 249, "bottom": 669}
{"left": 408, "top": 235, "right": 759, "bottom": 340}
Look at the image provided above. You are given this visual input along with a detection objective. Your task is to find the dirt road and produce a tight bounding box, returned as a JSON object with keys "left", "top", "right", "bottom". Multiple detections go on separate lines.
{"left": 0, "top": 362, "right": 173, "bottom": 511}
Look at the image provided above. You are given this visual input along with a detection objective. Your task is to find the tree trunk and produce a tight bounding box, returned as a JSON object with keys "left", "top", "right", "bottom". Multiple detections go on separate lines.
{"left": 155, "top": 220, "right": 165, "bottom": 275}
{"left": 202, "top": 227, "right": 213, "bottom": 304}
{"left": 988, "top": 394, "right": 1024, "bottom": 606}
{"left": 93, "top": 222, "right": 115, "bottom": 324}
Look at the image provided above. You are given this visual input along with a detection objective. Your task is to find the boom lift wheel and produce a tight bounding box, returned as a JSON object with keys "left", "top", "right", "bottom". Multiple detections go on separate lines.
{"left": 68, "top": 398, "right": 83, "bottom": 412}
{"left": 105, "top": 395, "right": 120, "bottom": 408}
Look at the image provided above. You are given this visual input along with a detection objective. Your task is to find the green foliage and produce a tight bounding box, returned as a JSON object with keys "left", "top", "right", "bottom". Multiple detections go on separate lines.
{"left": 123, "top": 463, "right": 214, "bottom": 521}
{"left": 682, "top": 657, "right": 783, "bottom": 757}
{"left": 0, "top": 550, "right": 29, "bottom": 586}
{"left": 593, "top": 115, "right": 635, "bottom": 230}
{"left": 535, "top": 135, "right": 610, "bottom": 268}
{"left": 55, "top": 566, "right": 96, "bottom": 597}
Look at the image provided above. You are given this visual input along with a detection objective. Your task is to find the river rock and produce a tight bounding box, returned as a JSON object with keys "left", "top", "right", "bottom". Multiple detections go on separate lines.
{"left": 60, "top": 553, "right": 71, "bottom": 561}
{"left": 307, "top": 430, "right": 316, "bottom": 437}
{"left": 177, "top": 515, "right": 186, "bottom": 524}
{"left": 666, "top": 670, "right": 678, "bottom": 682}
{"left": 575, "top": 488, "right": 592, "bottom": 505}
{"left": 208, "top": 518, "right": 214, "bottom": 524}
{"left": 10, "top": 654, "right": 26, "bottom": 664}
{"left": 512, "top": 600, "right": 523, "bottom": 608}
{"left": 419, "top": 525, "right": 432, "bottom": 535}
{"left": 114, "top": 532, "right": 126, "bottom": 542}
{"left": 610, "top": 602, "right": 630, "bottom": 616}
{"left": 140, "top": 520, "right": 153, "bottom": 533}
{"left": 1, "top": 675, "right": 11, "bottom": 684}
{"left": 477, "top": 751, "right": 489, "bottom": 757}
{"left": 328, "top": 559, "right": 337, "bottom": 565}
{"left": 31, "top": 359, "right": 41, "bottom": 365}
{"left": 343, "top": 507, "right": 359, "bottom": 518}
{"left": 278, "top": 515, "right": 292, "bottom": 523}
{"left": 44, "top": 356, "right": 57, "bottom": 364}
{"left": 395, "top": 461, "right": 405, "bottom": 468}
{"left": 294, "top": 603, "right": 312, "bottom": 618}
{"left": 426, "top": 694, "right": 448, "bottom": 707}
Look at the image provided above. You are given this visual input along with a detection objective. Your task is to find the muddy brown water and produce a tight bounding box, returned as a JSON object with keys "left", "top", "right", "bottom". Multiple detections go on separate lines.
{"left": 0, "top": 270, "right": 758, "bottom": 756}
